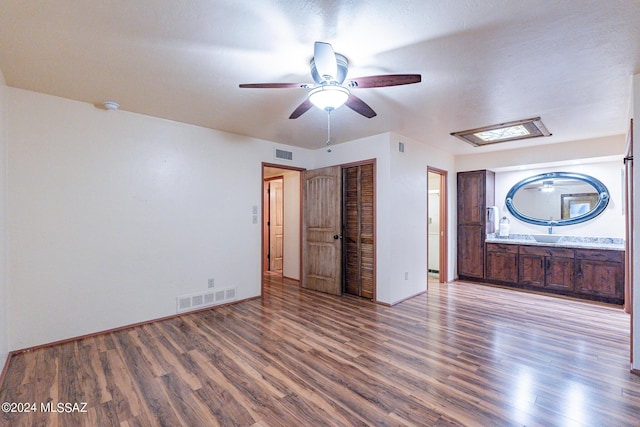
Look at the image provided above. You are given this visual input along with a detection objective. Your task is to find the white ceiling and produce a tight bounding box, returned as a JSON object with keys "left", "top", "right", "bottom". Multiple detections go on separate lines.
{"left": 1, "top": 1, "right": 639, "bottom": 154}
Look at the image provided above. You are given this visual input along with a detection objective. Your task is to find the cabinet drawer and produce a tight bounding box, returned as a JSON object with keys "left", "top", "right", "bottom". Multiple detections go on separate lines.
{"left": 486, "top": 243, "right": 519, "bottom": 253}
{"left": 519, "top": 245, "right": 574, "bottom": 259}
{"left": 575, "top": 248, "right": 624, "bottom": 263}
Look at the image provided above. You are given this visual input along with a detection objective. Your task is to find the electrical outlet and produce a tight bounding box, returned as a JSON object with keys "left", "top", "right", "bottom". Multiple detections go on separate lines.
{"left": 208, "top": 278, "right": 215, "bottom": 288}
{"left": 405, "top": 272, "right": 409, "bottom": 280}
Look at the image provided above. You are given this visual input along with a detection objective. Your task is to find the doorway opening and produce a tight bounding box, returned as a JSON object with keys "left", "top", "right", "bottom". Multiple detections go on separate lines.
{"left": 262, "top": 163, "right": 304, "bottom": 292}
{"left": 428, "top": 167, "right": 448, "bottom": 284}
{"left": 265, "top": 176, "right": 284, "bottom": 274}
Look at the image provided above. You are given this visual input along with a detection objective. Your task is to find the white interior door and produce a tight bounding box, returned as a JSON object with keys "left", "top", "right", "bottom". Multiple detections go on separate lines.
{"left": 269, "top": 179, "right": 284, "bottom": 271}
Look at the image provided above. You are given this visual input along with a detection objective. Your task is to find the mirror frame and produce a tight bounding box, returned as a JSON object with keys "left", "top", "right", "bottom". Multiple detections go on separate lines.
{"left": 505, "top": 171, "right": 610, "bottom": 227}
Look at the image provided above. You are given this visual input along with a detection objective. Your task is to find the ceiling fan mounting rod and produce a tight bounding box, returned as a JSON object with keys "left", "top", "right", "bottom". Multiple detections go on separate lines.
{"left": 326, "top": 110, "right": 332, "bottom": 153}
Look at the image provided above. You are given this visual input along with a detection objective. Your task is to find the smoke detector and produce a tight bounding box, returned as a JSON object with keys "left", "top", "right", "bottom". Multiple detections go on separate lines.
{"left": 103, "top": 101, "right": 119, "bottom": 110}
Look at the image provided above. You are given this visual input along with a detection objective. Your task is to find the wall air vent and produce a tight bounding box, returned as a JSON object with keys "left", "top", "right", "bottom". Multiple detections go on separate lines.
{"left": 176, "top": 287, "right": 237, "bottom": 313}
{"left": 274, "top": 148, "right": 293, "bottom": 161}
{"left": 204, "top": 292, "right": 214, "bottom": 305}
{"left": 215, "top": 290, "right": 225, "bottom": 302}
{"left": 178, "top": 297, "right": 191, "bottom": 311}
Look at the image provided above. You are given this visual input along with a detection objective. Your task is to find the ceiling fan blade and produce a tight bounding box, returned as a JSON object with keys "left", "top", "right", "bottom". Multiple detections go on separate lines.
{"left": 239, "top": 83, "right": 311, "bottom": 89}
{"left": 348, "top": 74, "right": 422, "bottom": 89}
{"left": 345, "top": 94, "right": 377, "bottom": 118}
{"left": 314, "top": 42, "right": 337, "bottom": 81}
{"left": 289, "top": 98, "right": 313, "bottom": 119}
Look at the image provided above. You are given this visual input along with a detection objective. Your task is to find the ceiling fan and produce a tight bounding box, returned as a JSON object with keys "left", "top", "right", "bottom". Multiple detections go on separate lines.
{"left": 239, "top": 42, "right": 422, "bottom": 119}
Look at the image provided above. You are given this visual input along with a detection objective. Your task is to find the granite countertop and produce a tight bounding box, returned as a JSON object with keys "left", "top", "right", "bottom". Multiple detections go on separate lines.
{"left": 485, "top": 233, "right": 625, "bottom": 250}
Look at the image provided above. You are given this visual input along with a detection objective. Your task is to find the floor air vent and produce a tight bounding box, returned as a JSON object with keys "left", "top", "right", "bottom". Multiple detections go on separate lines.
{"left": 176, "top": 287, "right": 237, "bottom": 313}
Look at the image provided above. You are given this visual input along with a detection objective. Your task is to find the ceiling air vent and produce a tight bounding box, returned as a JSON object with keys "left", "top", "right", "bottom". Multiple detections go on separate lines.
{"left": 274, "top": 148, "right": 293, "bottom": 161}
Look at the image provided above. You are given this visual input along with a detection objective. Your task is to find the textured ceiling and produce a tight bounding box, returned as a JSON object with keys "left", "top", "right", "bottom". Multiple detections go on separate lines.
{"left": 1, "top": 0, "right": 639, "bottom": 154}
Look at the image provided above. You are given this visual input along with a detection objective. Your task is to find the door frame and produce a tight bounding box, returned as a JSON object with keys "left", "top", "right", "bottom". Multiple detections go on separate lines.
{"left": 261, "top": 163, "right": 305, "bottom": 294}
{"left": 624, "top": 119, "right": 633, "bottom": 364}
{"left": 261, "top": 160, "right": 377, "bottom": 301}
{"left": 427, "top": 166, "right": 449, "bottom": 283}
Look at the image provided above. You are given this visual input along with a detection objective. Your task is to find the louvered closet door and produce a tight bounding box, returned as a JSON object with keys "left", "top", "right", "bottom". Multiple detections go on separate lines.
{"left": 343, "top": 163, "right": 375, "bottom": 299}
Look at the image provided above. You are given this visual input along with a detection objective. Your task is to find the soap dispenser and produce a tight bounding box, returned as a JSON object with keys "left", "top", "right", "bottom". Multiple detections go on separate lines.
{"left": 499, "top": 216, "right": 510, "bottom": 238}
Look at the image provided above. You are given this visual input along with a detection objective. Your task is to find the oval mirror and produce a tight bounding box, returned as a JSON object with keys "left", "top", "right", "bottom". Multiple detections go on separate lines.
{"left": 505, "top": 172, "right": 609, "bottom": 227}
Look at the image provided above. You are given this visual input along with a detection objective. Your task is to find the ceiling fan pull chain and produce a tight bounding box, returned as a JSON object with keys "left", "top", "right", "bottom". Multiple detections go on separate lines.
{"left": 326, "top": 110, "right": 332, "bottom": 152}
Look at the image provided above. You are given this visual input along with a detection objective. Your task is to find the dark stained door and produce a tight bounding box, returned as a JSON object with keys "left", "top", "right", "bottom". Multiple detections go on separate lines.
{"left": 342, "top": 163, "right": 375, "bottom": 299}
{"left": 302, "top": 166, "right": 342, "bottom": 295}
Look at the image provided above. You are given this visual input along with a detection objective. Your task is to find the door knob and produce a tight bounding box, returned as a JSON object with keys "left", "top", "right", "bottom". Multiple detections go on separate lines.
{"left": 333, "top": 234, "right": 342, "bottom": 240}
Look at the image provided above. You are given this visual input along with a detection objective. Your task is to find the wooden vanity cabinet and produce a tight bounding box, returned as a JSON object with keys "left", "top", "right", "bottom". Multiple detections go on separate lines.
{"left": 518, "top": 245, "right": 574, "bottom": 291}
{"left": 487, "top": 242, "right": 624, "bottom": 304}
{"left": 575, "top": 249, "right": 624, "bottom": 304}
{"left": 485, "top": 243, "right": 518, "bottom": 284}
{"left": 518, "top": 249, "right": 545, "bottom": 288}
{"left": 458, "top": 225, "right": 485, "bottom": 278}
{"left": 457, "top": 170, "right": 495, "bottom": 281}
{"left": 545, "top": 255, "right": 575, "bottom": 291}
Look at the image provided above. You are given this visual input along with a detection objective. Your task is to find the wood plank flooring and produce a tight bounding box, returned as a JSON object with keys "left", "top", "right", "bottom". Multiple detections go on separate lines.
{"left": 1, "top": 276, "right": 639, "bottom": 426}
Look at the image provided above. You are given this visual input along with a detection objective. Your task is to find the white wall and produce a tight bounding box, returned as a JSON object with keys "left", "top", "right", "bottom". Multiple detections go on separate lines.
{"left": 456, "top": 135, "right": 625, "bottom": 172}
{"left": 4, "top": 86, "right": 458, "bottom": 347}
{"left": 387, "top": 135, "right": 428, "bottom": 302}
{"left": 388, "top": 133, "right": 456, "bottom": 300}
{"left": 6, "top": 88, "right": 314, "bottom": 350}
{"left": 0, "top": 71, "right": 9, "bottom": 365}
{"left": 494, "top": 161, "right": 625, "bottom": 237}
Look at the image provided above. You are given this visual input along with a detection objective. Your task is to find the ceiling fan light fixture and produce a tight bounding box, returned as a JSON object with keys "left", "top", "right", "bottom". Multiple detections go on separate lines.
{"left": 540, "top": 180, "right": 555, "bottom": 192}
{"left": 308, "top": 85, "right": 350, "bottom": 111}
{"left": 239, "top": 42, "right": 421, "bottom": 119}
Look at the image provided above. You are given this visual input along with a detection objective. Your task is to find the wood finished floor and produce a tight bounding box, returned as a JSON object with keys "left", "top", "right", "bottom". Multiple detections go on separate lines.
{"left": 1, "top": 276, "right": 639, "bottom": 426}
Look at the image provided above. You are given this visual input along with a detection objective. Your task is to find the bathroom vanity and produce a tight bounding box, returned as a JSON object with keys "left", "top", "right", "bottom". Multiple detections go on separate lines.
{"left": 457, "top": 169, "right": 625, "bottom": 305}
{"left": 485, "top": 235, "right": 624, "bottom": 304}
